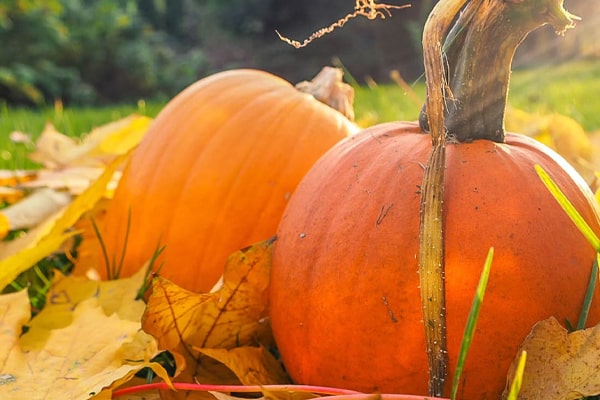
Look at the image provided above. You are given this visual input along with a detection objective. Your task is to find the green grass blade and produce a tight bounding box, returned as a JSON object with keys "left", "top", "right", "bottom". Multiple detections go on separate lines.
{"left": 451, "top": 247, "right": 494, "bottom": 400}
{"left": 577, "top": 254, "right": 599, "bottom": 330}
{"left": 536, "top": 164, "right": 600, "bottom": 330}
{"left": 535, "top": 164, "right": 600, "bottom": 251}
{"left": 506, "top": 350, "right": 527, "bottom": 400}
{"left": 90, "top": 216, "right": 112, "bottom": 279}
{"left": 114, "top": 207, "right": 132, "bottom": 279}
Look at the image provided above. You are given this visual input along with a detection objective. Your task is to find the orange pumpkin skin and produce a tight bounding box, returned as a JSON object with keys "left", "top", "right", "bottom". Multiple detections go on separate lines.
{"left": 100, "top": 69, "right": 358, "bottom": 292}
{"left": 269, "top": 121, "right": 600, "bottom": 399}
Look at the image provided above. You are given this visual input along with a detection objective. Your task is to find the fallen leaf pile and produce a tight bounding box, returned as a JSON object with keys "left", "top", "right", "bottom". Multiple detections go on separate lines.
{"left": 0, "top": 116, "right": 161, "bottom": 399}
{"left": 0, "top": 150, "right": 126, "bottom": 289}
{"left": 1, "top": 111, "right": 600, "bottom": 399}
{"left": 0, "top": 268, "right": 170, "bottom": 400}
{"left": 141, "top": 238, "right": 290, "bottom": 400}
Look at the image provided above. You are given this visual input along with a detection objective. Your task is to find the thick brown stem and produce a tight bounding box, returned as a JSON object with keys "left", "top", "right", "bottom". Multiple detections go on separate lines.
{"left": 295, "top": 67, "right": 355, "bottom": 121}
{"left": 419, "top": 0, "right": 578, "bottom": 142}
{"left": 417, "top": 0, "right": 578, "bottom": 396}
{"left": 418, "top": 0, "right": 471, "bottom": 395}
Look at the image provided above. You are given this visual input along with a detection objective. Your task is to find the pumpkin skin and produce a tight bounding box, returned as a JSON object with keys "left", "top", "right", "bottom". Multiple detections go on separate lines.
{"left": 269, "top": 121, "right": 600, "bottom": 399}
{"left": 99, "top": 69, "right": 358, "bottom": 292}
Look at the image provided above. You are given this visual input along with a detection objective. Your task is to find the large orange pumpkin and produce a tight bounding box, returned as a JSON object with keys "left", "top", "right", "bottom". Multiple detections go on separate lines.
{"left": 270, "top": 124, "right": 600, "bottom": 398}
{"left": 98, "top": 68, "right": 358, "bottom": 292}
{"left": 269, "top": 0, "right": 599, "bottom": 398}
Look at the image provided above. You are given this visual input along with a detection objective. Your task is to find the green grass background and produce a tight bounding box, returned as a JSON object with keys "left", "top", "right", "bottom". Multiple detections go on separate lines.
{"left": 1, "top": 60, "right": 598, "bottom": 170}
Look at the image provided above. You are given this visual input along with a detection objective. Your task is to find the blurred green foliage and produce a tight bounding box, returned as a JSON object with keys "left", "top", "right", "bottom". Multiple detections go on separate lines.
{"left": 0, "top": 0, "right": 206, "bottom": 105}
{"left": 0, "top": 0, "right": 66, "bottom": 104}
{"left": 1, "top": 0, "right": 597, "bottom": 107}
{"left": 0, "top": 0, "right": 433, "bottom": 106}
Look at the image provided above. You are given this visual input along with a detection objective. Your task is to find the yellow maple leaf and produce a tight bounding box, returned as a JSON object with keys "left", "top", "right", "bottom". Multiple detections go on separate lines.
{"left": 0, "top": 293, "right": 167, "bottom": 400}
{"left": 142, "top": 237, "right": 274, "bottom": 350}
{"left": 25, "top": 266, "right": 148, "bottom": 340}
{"left": 0, "top": 263, "right": 168, "bottom": 400}
{"left": 503, "top": 316, "right": 600, "bottom": 399}
{"left": 93, "top": 115, "right": 152, "bottom": 158}
{"left": 141, "top": 238, "right": 275, "bottom": 399}
{"left": 0, "top": 230, "right": 77, "bottom": 291}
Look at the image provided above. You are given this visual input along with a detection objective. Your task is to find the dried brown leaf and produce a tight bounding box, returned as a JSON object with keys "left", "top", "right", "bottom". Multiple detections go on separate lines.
{"left": 141, "top": 238, "right": 275, "bottom": 399}
{"left": 198, "top": 346, "right": 290, "bottom": 386}
{"left": 503, "top": 316, "right": 600, "bottom": 399}
{"left": 198, "top": 346, "right": 315, "bottom": 400}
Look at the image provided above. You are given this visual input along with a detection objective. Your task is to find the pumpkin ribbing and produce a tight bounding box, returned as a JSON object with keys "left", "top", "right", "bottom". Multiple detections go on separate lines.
{"left": 97, "top": 68, "right": 358, "bottom": 292}
{"left": 270, "top": 122, "right": 600, "bottom": 398}
{"left": 269, "top": 0, "right": 598, "bottom": 398}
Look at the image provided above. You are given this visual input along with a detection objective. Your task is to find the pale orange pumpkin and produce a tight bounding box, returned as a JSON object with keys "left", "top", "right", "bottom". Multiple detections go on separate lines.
{"left": 97, "top": 68, "right": 358, "bottom": 292}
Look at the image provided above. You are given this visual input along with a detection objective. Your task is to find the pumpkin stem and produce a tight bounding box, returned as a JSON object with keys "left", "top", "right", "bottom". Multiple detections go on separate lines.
{"left": 419, "top": 0, "right": 578, "bottom": 143}
{"left": 416, "top": 0, "right": 577, "bottom": 396}
{"left": 418, "top": 0, "right": 471, "bottom": 395}
{"left": 295, "top": 67, "right": 356, "bottom": 121}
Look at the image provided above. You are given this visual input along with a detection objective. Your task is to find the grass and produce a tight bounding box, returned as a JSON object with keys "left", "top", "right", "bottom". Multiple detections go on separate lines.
{"left": 509, "top": 60, "right": 600, "bottom": 131}
{"left": 353, "top": 81, "right": 426, "bottom": 126}
{"left": 352, "top": 59, "right": 600, "bottom": 130}
{"left": 1, "top": 61, "right": 598, "bottom": 136}
{"left": 0, "top": 59, "right": 598, "bottom": 171}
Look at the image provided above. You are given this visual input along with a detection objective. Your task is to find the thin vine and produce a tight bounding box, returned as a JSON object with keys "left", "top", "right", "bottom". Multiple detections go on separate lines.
{"left": 276, "top": 0, "right": 410, "bottom": 48}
